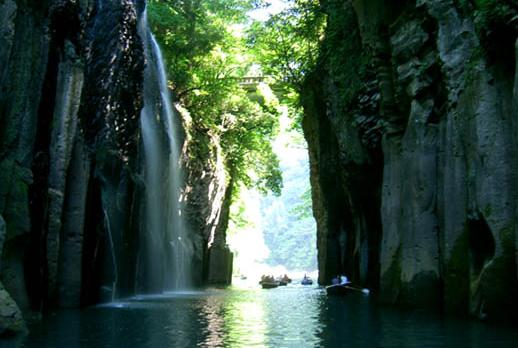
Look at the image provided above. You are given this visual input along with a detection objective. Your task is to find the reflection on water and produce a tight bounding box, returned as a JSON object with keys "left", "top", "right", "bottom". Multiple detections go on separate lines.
{"left": 217, "top": 295, "right": 267, "bottom": 346}
{"left": 7, "top": 286, "right": 518, "bottom": 347}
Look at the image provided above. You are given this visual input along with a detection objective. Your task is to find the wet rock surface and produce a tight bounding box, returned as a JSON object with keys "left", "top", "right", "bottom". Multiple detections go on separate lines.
{"left": 0, "top": 214, "right": 25, "bottom": 336}
{"left": 0, "top": 281, "right": 26, "bottom": 337}
{"left": 0, "top": 0, "right": 145, "bottom": 326}
{"left": 304, "top": 0, "right": 518, "bottom": 320}
{"left": 0, "top": 1, "right": 230, "bottom": 331}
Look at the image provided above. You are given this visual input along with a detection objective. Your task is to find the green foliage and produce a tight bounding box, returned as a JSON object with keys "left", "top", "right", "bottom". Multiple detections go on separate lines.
{"left": 246, "top": 0, "right": 326, "bottom": 104}
{"left": 468, "top": 0, "right": 518, "bottom": 66}
{"left": 148, "top": 0, "right": 322, "bottom": 272}
{"left": 246, "top": 0, "right": 372, "bottom": 127}
{"left": 261, "top": 139, "right": 317, "bottom": 271}
{"left": 148, "top": 0, "right": 282, "bottom": 197}
{"left": 219, "top": 85, "right": 283, "bottom": 197}
{"left": 290, "top": 186, "right": 313, "bottom": 220}
{"left": 228, "top": 196, "right": 251, "bottom": 231}
{"left": 148, "top": 0, "right": 252, "bottom": 95}
{"left": 320, "top": 1, "right": 371, "bottom": 111}
{"left": 455, "top": 0, "right": 517, "bottom": 34}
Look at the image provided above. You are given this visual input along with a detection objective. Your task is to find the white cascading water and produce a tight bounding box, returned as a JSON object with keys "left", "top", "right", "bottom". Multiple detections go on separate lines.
{"left": 138, "top": 11, "right": 193, "bottom": 292}
{"left": 102, "top": 208, "right": 118, "bottom": 300}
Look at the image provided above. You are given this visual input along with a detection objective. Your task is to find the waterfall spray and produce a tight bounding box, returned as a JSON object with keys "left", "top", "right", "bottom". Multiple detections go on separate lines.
{"left": 103, "top": 208, "right": 118, "bottom": 301}
{"left": 138, "top": 10, "right": 193, "bottom": 292}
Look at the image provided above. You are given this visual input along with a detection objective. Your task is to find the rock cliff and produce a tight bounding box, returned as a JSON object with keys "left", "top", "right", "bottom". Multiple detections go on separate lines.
{"left": 179, "top": 104, "right": 233, "bottom": 286}
{"left": 0, "top": 1, "right": 229, "bottom": 335}
{"left": 0, "top": 0, "right": 147, "bottom": 328}
{"left": 304, "top": 0, "right": 518, "bottom": 320}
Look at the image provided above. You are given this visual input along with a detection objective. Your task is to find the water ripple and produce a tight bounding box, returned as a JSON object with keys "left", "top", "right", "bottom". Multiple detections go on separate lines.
{"left": 13, "top": 286, "right": 518, "bottom": 348}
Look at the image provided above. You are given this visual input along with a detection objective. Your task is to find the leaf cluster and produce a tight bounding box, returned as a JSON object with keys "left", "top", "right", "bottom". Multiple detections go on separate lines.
{"left": 246, "top": 0, "right": 326, "bottom": 104}
{"left": 219, "top": 85, "right": 283, "bottom": 196}
{"left": 148, "top": 0, "right": 252, "bottom": 97}
{"left": 147, "top": 0, "right": 282, "bottom": 196}
{"left": 318, "top": 0, "right": 372, "bottom": 114}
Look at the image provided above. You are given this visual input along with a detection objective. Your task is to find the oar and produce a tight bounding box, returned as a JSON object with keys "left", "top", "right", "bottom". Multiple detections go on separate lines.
{"left": 344, "top": 285, "right": 370, "bottom": 295}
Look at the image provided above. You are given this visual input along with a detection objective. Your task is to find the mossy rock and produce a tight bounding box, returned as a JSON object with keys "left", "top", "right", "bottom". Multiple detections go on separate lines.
{"left": 0, "top": 281, "right": 26, "bottom": 337}
{"left": 0, "top": 159, "right": 33, "bottom": 240}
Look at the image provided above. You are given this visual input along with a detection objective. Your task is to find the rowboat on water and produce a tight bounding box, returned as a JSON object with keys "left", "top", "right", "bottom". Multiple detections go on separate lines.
{"left": 301, "top": 275, "right": 313, "bottom": 285}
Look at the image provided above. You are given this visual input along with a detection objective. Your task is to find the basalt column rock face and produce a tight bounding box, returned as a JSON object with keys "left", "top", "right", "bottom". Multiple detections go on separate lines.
{"left": 304, "top": 0, "right": 518, "bottom": 320}
{"left": 302, "top": 0, "right": 383, "bottom": 288}
{"left": 0, "top": 0, "right": 52, "bottom": 314}
{"left": 79, "top": 0, "right": 144, "bottom": 304}
{"left": 181, "top": 110, "right": 230, "bottom": 286}
{"left": 0, "top": 0, "right": 145, "bottom": 328}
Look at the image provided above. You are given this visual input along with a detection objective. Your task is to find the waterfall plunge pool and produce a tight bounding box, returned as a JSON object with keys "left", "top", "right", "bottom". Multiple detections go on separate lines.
{"left": 8, "top": 286, "right": 518, "bottom": 347}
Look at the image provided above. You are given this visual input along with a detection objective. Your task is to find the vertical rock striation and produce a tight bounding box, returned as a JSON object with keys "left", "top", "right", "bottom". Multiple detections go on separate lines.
{"left": 0, "top": 0, "right": 232, "bottom": 334}
{"left": 0, "top": 0, "right": 51, "bottom": 314}
{"left": 181, "top": 110, "right": 232, "bottom": 286}
{"left": 46, "top": 39, "right": 84, "bottom": 305}
{"left": 0, "top": 0, "right": 146, "bottom": 330}
{"left": 302, "top": 0, "right": 383, "bottom": 289}
{"left": 304, "top": 0, "right": 518, "bottom": 320}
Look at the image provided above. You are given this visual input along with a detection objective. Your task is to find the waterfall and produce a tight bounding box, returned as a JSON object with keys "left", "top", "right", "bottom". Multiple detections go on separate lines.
{"left": 137, "top": 11, "right": 193, "bottom": 292}
{"left": 103, "top": 208, "right": 118, "bottom": 301}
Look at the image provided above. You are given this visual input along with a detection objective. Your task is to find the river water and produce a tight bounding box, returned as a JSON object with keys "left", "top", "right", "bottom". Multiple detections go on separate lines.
{"left": 7, "top": 285, "right": 518, "bottom": 347}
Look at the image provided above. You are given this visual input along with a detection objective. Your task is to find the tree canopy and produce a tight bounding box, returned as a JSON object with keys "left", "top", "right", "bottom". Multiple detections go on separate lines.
{"left": 147, "top": 1, "right": 324, "bottom": 270}
{"left": 246, "top": 0, "right": 326, "bottom": 104}
{"left": 148, "top": 0, "right": 282, "bottom": 197}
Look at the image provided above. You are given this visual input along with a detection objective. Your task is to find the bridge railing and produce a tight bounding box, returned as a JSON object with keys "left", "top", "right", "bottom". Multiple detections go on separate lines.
{"left": 238, "top": 76, "right": 265, "bottom": 86}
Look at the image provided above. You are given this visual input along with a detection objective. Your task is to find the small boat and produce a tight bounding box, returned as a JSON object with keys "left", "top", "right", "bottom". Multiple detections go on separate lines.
{"left": 260, "top": 275, "right": 279, "bottom": 289}
{"left": 301, "top": 276, "right": 313, "bottom": 285}
{"left": 277, "top": 274, "right": 291, "bottom": 286}
{"left": 261, "top": 281, "right": 279, "bottom": 289}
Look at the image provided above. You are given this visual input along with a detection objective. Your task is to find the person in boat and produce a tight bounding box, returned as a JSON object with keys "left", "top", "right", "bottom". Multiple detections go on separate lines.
{"left": 332, "top": 276, "right": 340, "bottom": 285}
{"left": 340, "top": 275, "right": 349, "bottom": 285}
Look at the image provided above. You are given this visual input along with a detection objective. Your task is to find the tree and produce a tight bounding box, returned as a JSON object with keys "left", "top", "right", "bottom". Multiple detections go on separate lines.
{"left": 246, "top": 0, "right": 326, "bottom": 104}
{"left": 148, "top": 0, "right": 254, "bottom": 96}
{"left": 147, "top": 0, "right": 282, "bottom": 199}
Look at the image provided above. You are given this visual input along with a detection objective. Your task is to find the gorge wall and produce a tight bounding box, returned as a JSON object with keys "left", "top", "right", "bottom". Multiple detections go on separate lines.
{"left": 0, "top": 0, "right": 146, "bottom": 334}
{"left": 0, "top": 0, "right": 228, "bottom": 336}
{"left": 304, "top": 0, "right": 518, "bottom": 320}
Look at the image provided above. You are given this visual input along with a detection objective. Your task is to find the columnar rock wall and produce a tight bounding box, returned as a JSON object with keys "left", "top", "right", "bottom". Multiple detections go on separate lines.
{"left": 0, "top": 0, "right": 146, "bottom": 332}
{"left": 181, "top": 109, "right": 231, "bottom": 285}
{"left": 304, "top": 0, "right": 518, "bottom": 320}
{"left": 0, "top": 1, "right": 228, "bottom": 334}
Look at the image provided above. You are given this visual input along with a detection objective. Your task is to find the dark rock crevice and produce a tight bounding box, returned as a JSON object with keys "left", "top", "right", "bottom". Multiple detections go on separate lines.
{"left": 25, "top": 34, "right": 56, "bottom": 312}
{"left": 467, "top": 214, "right": 495, "bottom": 275}
{"left": 80, "top": 166, "right": 104, "bottom": 307}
